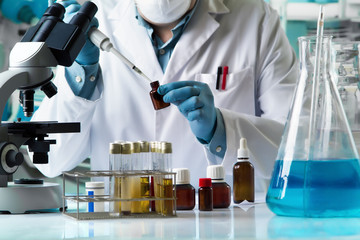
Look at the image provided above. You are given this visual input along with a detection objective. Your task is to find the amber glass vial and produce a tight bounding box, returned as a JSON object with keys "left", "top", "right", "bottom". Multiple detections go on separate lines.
{"left": 174, "top": 168, "right": 195, "bottom": 210}
{"left": 233, "top": 138, "right": 254, "bottom": 203}
{"left": 207, "top": 165, "right": 231, "bottom": 208}
{"left": 198, "top": 178, "right": 213, "bottom": 211}
{"left": 149, "top": 81, "right": 170, "bottom": 110}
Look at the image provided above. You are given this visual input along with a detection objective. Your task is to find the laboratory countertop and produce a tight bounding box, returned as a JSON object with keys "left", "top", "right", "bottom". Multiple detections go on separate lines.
{"left": 2, "top": 201, "right": 360, "bottom": 240}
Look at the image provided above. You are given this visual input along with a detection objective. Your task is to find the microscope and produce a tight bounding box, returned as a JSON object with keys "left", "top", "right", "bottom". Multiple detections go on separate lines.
{"left": 0, "top": 2, "right": 97, "bottom": 213}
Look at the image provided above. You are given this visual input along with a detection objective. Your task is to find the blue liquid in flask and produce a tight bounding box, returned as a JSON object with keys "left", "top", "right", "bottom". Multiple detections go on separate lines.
{"left": 266, "top": 159, "right": 360, "bottom": 217}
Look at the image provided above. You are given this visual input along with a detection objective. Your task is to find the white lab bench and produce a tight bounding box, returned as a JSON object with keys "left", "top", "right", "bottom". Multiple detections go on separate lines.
{"left": 2, "top": 200, "right": 360, "bottom": 240}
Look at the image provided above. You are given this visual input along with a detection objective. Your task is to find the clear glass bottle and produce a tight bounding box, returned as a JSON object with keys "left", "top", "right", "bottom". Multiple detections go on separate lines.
{"left": 150, "top": 81, "right": 170, "bottom": 110}
{"left": 174, "top": 168, "right": 195, "bottom": 210}
{"left": 207, "top": 165, "right": 231, "bottom": 208}
{"left": 233, "top": 138, "right": 254, "bottom": 203}
{"left": 266, "top": 36, "right": 360, "bottom": 217}
{"left": 198, "top": 178, "right": 213, "bottom": 211}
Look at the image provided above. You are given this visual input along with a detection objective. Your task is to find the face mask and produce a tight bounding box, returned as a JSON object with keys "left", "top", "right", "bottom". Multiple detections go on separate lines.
{"left": 135, "top": 0, "right": 192, "bottom": 24}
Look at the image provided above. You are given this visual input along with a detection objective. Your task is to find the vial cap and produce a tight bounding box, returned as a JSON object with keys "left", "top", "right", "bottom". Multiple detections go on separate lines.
{"left": 199, "top": 178, "right": 212, "bottom": 188}
{"left": 85, "top": 181, "right": 104, "bottom": 189}
{"left": 121, "top": 143, "right": 132, "bottom": 154}
{"left": 161, "top": 142, "right": 172, "bottom": 153}
{"left": 131, "top": 142, "right": 141, "bottom": 153}
{"left": 174, "top": 168, "right": 190, "bottom": 184}
{"left": 237, "top": 138, "right": 249, "bottom": 159}
{"left": 206, "top": 165, "right": 225, "bottom": 181}
{"left": 138, "top": 141, "right": 149, "bottom": 152}
{"left": 109, "top": 143, "right": 121, "bottom": 154}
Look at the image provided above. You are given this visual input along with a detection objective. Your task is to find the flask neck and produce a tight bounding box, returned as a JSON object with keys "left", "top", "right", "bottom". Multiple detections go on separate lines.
{"left": 299, "top": 36, "right": 332, "bottom": 77}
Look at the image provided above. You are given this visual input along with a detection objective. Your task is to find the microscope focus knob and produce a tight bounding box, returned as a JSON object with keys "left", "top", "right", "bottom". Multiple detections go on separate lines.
{"left": 6, "top": 150, "right": 24, "bottom": 168}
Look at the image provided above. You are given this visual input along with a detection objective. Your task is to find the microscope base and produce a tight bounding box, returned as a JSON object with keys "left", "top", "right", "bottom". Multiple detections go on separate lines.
{"left": 0, "top": 182, "right": 63, "bottom": 213}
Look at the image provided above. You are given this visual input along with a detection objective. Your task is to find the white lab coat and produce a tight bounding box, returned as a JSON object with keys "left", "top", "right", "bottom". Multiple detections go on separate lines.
{"left": 33, "top": 0, "right": 298, "bottom": 193}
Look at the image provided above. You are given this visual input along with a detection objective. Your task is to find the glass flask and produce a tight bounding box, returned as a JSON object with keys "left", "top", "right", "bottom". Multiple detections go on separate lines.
{"left": 266, "top": 35, "right": 360, "bottom": 217}
{"left": 331, "top": 41, "right": 360, "bottom": 152}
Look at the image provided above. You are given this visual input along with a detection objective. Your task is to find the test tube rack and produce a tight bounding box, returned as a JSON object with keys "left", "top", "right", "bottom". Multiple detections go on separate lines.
{"left": 62, "top": 170, "right": 177, "bottom": 220}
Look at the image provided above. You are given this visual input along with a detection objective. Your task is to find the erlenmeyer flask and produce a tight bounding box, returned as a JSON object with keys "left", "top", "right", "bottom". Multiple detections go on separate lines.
{"left": 266, "top": 35, "right": 360, "bottom": 217}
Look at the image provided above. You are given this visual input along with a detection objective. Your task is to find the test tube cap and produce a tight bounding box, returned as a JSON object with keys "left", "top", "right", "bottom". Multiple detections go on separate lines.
{"left": 109, "top": 142, "right": 121, "bottom": 154}
{"left": 206, "top": 165, "right": 225, "bottom": 181}
{"left": 131, "top": 141, "right": 141, "bottom": 153}
{"left": 161, "top": 142, "right": 172, "bottom": 154}
{"left": 138, "top": 141, "right": 149, "bottom": 152}
{"left": 121, "top": 142, "right": 132, "bottom": 154}
{"left": 174, "top": 168, "right": 190, "bottom": 184}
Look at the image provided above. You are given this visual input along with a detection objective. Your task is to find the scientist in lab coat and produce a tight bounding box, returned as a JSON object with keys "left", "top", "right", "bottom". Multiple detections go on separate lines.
{"left": 32, "top": 0, "right": 298, "bottom": 192}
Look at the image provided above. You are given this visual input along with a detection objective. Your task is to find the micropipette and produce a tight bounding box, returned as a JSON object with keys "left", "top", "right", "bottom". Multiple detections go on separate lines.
{"left": 88, "top": 27, "right": 152, "bottom": 83}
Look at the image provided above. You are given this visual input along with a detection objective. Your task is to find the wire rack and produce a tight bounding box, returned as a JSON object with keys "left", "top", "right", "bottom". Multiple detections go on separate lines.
{"left": 62, "top": 170, "right": 177, "bottom": 220}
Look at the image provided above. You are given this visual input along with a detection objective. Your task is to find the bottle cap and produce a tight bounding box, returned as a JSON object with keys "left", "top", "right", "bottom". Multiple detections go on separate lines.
{"left": 206, "top": 165, "right": 225, "bottom": 181}
{"left": 131, "top": 142, "right": 141, "bottom": 153}
{"left": 161, "top": 142, "right": 172, "bottom": 154}
{"left": 85, "top": 181, "right": 104, "bottom": 189}
{"left": 174, "top": 168, "right": 190, "bottom": 184}
{"left": 109, "top": 143, "right": 121, "bottom": 154}
{"left": 121, "top": 143, "right": 132, "bottom": 154}
{"left": 199, "top": 178, "right": 212, "bottom": 188}
{"left": 150, "top": 80, "right": 160, "bottom": 89}
{"left": 138, "top": 141, "right": 149, "bottom": 152}
{"left": 237, "top": 138, "right": 249, "bottom": 159}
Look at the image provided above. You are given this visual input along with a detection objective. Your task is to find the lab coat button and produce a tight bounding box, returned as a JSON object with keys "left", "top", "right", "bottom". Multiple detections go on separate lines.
{"left": 216, "top": 146, "right": 222, "bottom": 152}
{"left": 159, "top": 49, "right": 166, "bottom": 55}
{"left": 75, "top": 76, "right": 82, "bottom": 83}
{"left": 89, "top": 75, "right": 96, "bottom": 82}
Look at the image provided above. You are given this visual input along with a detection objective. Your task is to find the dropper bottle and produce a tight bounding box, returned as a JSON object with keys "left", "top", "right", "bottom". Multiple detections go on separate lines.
{"left": 150, "top": 81, "right": 170, "bottom": 110}
{"left": 233, "top": 138, "right": 254, "bottom": 203}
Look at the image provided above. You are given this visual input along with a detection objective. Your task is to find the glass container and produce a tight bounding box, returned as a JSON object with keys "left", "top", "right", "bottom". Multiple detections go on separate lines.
{"left": 266, "top": 35, "right": 360, "bottom": 217}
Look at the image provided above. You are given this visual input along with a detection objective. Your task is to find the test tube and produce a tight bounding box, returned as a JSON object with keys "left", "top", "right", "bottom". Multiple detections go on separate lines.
{"left": 160, "top": 142, "right": 173, "bottom": 216}
{"left": 120, "top": 142, "right": 132, "bottom": 215}
{"left": 139, "top": 141, "right": 150, "bottom": 213}
{"left": 109, "top": 142, "right": 122, "bottom": 213}
{"left": 149, "top": 141, "right": 157, "bottom": 212}
{"left": 130, "top": 142, "right": 142, "bottom": 214}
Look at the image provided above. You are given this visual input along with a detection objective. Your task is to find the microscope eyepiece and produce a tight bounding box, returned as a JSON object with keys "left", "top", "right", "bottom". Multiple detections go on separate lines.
{"left": 69, "top": 1, "right": 98, "bottom": 33}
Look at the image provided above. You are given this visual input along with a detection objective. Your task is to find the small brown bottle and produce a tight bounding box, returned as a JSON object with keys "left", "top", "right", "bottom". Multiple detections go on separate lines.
{"left": 207, "top": 165, "right": 231, "bottom": 208}
{"left": 174, "top": 168, "right": 195, "bottom": 210}
{"left": 198, "top": 178, "right": 213, "bottom": 211}
{"left": 233, "top": 138, "right": 255, "bottom": 203}
{"left": 149, "top": 81, "right": 170, "bottom": 110}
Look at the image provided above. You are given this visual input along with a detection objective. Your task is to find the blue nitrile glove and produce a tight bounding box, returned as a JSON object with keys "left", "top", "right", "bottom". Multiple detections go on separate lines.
{"left": 158, "top": 81, "right": 217, "bottom": 143}
{"left": 59, "top": 0, "right": 99, "bottom": 65}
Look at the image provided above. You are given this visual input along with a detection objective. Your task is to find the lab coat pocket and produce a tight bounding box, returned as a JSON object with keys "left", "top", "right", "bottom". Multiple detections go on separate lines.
{"left": 195, "top": 68, "right": 255, "bottom": 115}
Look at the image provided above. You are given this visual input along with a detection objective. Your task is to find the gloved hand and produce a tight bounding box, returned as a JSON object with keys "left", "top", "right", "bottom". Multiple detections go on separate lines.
{"left": 158, "top": 81, "right": 217, "bottom": 143}
{"left": 59, "top": 0, "right": 99, "bottom": 65}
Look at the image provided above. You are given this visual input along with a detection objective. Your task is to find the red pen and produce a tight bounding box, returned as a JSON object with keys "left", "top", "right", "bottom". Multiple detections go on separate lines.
{"left": 222, "top": 66, "right": 228, "bottom": 90}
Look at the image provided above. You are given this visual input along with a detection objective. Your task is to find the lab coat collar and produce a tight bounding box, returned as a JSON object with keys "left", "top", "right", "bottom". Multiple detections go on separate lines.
{"left": 107, "top": 0, "right": 230, "bottom": 83}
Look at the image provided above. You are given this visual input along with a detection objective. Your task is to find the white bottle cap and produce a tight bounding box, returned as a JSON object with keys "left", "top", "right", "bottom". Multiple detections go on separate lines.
{"left": 206, "top": 165, "right": 225, "bottom": 181}
{"left": 85, "top": 181, "right": 105, "bottom": 189}
{"left": 237, "top": 138, "right": 249, "bottom": 159}
{"left": 174, "top": 168, "right": 190, "bottom": 184}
